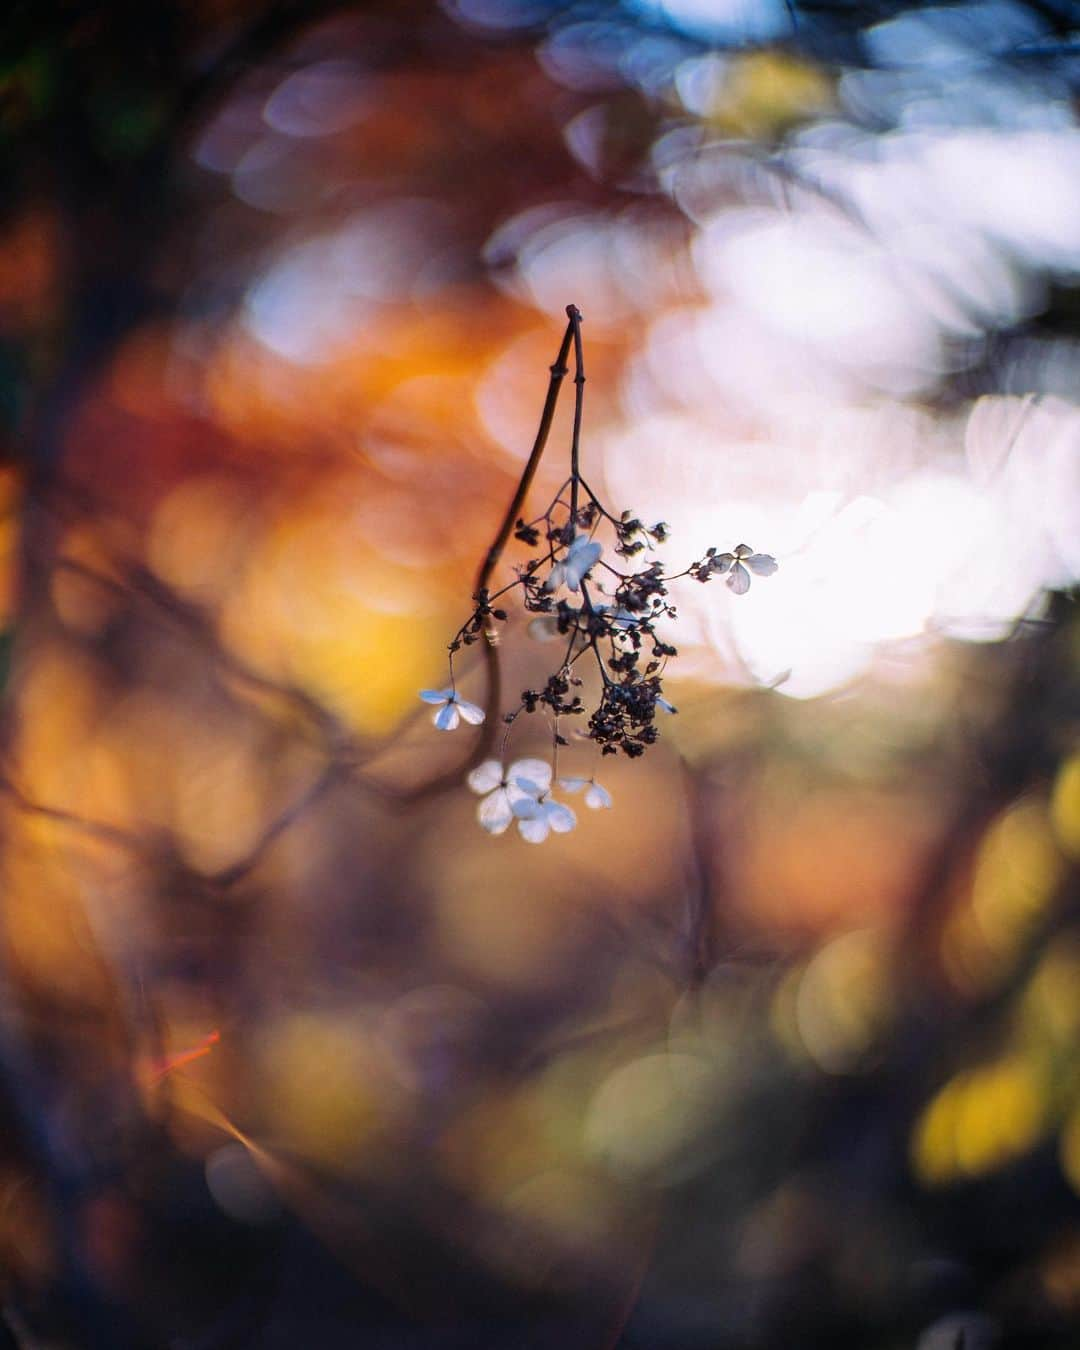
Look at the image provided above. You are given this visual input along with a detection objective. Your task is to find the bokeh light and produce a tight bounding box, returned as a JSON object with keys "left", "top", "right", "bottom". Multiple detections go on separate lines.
{"left": 0, "top": 1, "right": 1078, "bottom": 1346}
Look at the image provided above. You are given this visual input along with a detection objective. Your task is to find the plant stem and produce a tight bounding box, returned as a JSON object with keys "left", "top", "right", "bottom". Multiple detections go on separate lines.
{"left": 414, "top": 308, "right": 579, "bottom": 796}
{"left": 472, "top": 311, "right": 577, "bottom": 752}
{"left": 568, "top": 304, "right": 584, "bottom": 526}
{"left": 475, "top": 310, "right": 577, "bottom": 602}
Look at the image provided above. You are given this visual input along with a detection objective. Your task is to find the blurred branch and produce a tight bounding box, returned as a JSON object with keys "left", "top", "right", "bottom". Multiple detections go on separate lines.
{"left": 56, "top": 555, "right": 353, "bottom": 753}
{"left": 679, "top": 762, "right": 723, "bottom": 990}
{"left": 13, "top": 3, "right": 349, "bottom": 615}
{"left": 202, "top": 756, "right": 347, "bottom": 890}
{"left": 0, "top": 770, "right": 145, "bottom": 858}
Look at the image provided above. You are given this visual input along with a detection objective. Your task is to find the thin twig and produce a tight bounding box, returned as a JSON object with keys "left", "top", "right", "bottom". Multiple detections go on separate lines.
{"left": 568, "top": 304, "right": 585, "bottom": 526}
{"left": 0, "top": 774, "right": 146, "bottom": 859}
{"left": 474, "top": 311, "right": 576, "bottom": 600}
{"left": 402, "top": 309, "right": 579, "bottom": 798}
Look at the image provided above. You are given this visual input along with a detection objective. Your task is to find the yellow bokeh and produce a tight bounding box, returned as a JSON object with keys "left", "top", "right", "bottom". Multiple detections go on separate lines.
{"left": 941, "top": 904, "right": 1010, "bottom": 995}
{"left": 1020, "top": 939, "right": 1080, "bottom": 1047}
{"left": 1, "top": 817, "right": 113, "bottom": 1006}
{"left": 171, "top": 735, "right": 267, "bottom": 876}
{"left": 257, "top": 1012, "right": 406, "bottom": 1175}
{"left": 148, "top": 475, "right": 260, "bottom": 603}
{"left": 1051, "top": 754, "right": 1080, "bottom": 860}
{"left": 792, "top": 929, "right": 891, "bottom": 1074}
{"left": 704, "top": 50, "right": 833, "bottom": 139}
{"left": 221, "top": 505, "right": 448, "bottom": 738}
{"left": 12, "top": 642, "right": 103, "bottom": 811}
{"left": 912, "top": 1058, "right": 1046, "bottom": 1187}
{"left": 972, "top": 798, "right": 1063, "bottom": 951}
{"left": 87, "top": 688, "right": 274, "bottom": 873}
{"left": 584, "top": 1050, "right": 717, "bottom": 1184}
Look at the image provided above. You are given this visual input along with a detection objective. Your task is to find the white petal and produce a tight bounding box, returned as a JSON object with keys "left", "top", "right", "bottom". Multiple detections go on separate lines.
{"left": 547, "top": 538, "right": 594, "bottom": 592}
{"left": 746, "top": 553, "right": 778, "bottom": 576}
{"left": 506, "top": 782, "right": 534, "bottom": 808}
{"left": 569, "top": 535, "right": 601, "bottom": 564}
{"left": 558, "top": 777, "right": 588, "bottom": 795}
{"left": 434, "top": 702, "right": 460, "bottom": 731}
{"left": 517, "top": 815, "right": 549, "bottom": 844}
{"left": 715, "top": 553, "right": 734, "bottom": 573}
{"left": 584, "top": 782, "right": 612, "bottom": 810}
{"left": 543, "top": 562, "right": 567, "bottom": 593}
{"left": 512, "top": 796, "right": 543, "bottom": 819}
{"left": 564, "top": 541, "right": 602, "bottom": 591}
{"left": 419, "top": 689, "right": 450, "bottom": 704}
{"left": 510, "top": 758, "right": 552, "bottom": 793}
{"left": 467, "top": 760, "right": 504, "bottom": 794}
{"left": 455, "top": 697, "right": 486, "bottom": 726}
{"left": 478, "top": 790, "right": 514, "bottom": 834}
{"left": 544, "top": 800, "right": 577, "bottom": 833}
{"left": 726, "top": 563, "right": 750, "bottom": 595}
{"left": 734, "top": 543, "right": 753, "bottom": 557}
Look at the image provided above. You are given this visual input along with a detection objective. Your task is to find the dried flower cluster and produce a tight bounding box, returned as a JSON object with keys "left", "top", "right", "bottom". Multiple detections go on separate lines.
{"left": 419, "top": 306, "right": 777, "bottom": 840}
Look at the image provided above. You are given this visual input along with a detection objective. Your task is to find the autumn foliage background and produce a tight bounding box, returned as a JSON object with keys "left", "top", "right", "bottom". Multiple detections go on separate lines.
{"left": 0, "top": 1, "right": 1078, "bottom": 1346}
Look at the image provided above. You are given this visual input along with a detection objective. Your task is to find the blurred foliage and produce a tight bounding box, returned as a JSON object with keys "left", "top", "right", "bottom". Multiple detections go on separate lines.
{"left": 0, "top": 1, "right": 1077, "bottom": 1348}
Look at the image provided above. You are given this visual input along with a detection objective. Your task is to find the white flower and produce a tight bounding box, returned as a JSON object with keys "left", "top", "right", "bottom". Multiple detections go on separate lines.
{"left": 467, "top": 757, "right": 552, "bottom": 835}
{"left": 544, "top": 533, "right": 603, "bottom": 593}
{"left": 512, "top": 792, "right": 578, "bottom": 844}
{"left": 418, "top": 687, "right": 486, "bottom": 731}
{"left": 559, "top": 776, "right": 613, "bottom": 810}
{"left": 714, "top": 544, "right": 778, "bottom": 595}
{"left": 467, "top": 756, "right": 576, "bottom": 842}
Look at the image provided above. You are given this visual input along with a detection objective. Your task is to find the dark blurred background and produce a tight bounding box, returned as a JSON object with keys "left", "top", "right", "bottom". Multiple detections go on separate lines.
{"left": 0, "top": 1, "right": 1078, "bottom": 1346}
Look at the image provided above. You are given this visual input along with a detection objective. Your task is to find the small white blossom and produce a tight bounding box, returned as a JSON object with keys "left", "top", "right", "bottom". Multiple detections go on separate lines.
{"left": 512, "top": 792, "right": 578, "bottom": 843}
{"left": 544, "top": 533, "right": 603, "bottom": 593}
{"left": 714, "top": 544, "right": 778, "bottom": 595}
{"left": 473, "top": 757, "right": 576, "bottom": 842}
{"left": 419, "top": 687, "right": 486, "bottom": 731}
{"left": 559, "top": 776, "right": 613, "bottom": 810}
{"left": 467, "top": 757, "right": 552, "bottom": 835}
